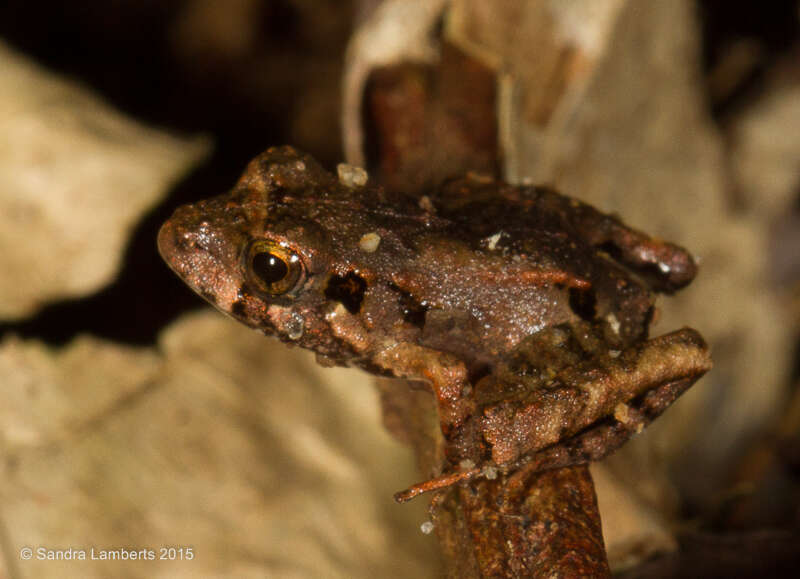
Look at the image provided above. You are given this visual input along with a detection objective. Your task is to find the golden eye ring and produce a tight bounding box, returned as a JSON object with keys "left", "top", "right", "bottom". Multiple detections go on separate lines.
{"left": 245, "top": 240, "right": 305, "bottom": 296}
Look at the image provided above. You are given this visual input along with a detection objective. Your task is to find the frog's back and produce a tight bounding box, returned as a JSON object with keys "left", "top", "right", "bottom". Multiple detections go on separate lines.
{"left": 402, "top": 176, "right": 696, "bottom": 361}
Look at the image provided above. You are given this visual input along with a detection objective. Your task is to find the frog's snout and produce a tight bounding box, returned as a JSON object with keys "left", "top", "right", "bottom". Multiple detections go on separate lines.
{"left": 156, "top": 214, "right": 180, "bottom": 269}
{"left": 157, "top": 203, "right": 223, "bottom": 270}
{"left": 157, "top": 202, "right": 246, "bottom": 310}
{"left": 157, "top": 205, "right": 200, "bottom": 273}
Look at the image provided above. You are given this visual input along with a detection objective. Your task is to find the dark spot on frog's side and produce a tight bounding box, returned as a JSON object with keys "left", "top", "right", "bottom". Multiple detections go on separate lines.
{"left": 389, "top": 283, "right": 429, "bottom": 329}
{"left": 324, "top": 271, "right": 367, "bottom": 314}
{"left": 568, "top": 287, "right": 597, "bottom": 321}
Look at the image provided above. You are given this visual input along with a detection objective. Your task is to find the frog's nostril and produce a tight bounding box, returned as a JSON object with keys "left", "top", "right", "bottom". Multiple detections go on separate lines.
{"left": 158, "top": 205, "right": 207, "bottom": 259}
{"left": 158, "top": 215, "right": 199, "bottom": 265}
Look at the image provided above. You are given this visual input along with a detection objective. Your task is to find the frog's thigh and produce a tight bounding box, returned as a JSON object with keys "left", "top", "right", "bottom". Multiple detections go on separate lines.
{"left": 485, "top": 328, "right": 711, "bottom": 466}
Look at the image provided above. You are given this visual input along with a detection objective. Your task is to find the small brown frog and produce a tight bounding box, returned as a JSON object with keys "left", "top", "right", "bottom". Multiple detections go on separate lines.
{"left": 158, "top": 146, "right": 711, "bottom": 500}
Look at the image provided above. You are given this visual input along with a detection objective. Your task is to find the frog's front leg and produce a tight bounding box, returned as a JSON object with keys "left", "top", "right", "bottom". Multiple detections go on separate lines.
{"left": 372, "top": 343, "right": 475, "bottom": 437}
{"left": 325, "top": 302, "right": 475, "bottom": 434}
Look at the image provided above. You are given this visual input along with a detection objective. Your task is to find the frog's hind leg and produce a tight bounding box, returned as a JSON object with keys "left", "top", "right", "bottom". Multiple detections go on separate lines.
{"left": 565, "top": 195, "right": 698, "bottom": 293}
{"left": 393, "top": 328, "right": 711, "bottom": 503}
{"left": 393, "top": 372, "right": 699, "bottom": 503}
{"left": 482, "top": 328, "right": 712, "bottom": 467}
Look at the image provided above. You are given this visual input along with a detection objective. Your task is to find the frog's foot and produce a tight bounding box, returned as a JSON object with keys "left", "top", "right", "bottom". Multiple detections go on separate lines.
{"left": 394, "top": 467, "right": 482, "bottom": 503}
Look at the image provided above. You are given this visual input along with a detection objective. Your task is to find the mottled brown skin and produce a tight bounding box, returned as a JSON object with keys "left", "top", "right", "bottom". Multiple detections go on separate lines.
{"left": 158, "top": 146, "right": 711, "bottom": 498}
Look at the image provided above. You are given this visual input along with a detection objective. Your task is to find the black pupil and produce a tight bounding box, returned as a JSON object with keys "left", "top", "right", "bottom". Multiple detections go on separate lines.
{"left": 252, "top": 252, "right": 288, "bottom": 285}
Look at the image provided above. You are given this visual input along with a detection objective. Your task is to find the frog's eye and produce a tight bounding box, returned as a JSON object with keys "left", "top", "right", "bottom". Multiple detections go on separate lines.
{"left": 246, "top": 240, "right": 305, "bottom": 296}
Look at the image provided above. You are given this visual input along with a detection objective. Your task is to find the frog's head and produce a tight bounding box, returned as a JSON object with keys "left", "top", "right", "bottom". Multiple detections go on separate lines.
{"left": 158, "top": 146, "right": 422, "bottom": 365}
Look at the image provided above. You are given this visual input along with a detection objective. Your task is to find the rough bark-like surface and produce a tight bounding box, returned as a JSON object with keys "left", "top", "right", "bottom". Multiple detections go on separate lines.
{"left": 434, "top": 466, "right": 610, "bottom": 578}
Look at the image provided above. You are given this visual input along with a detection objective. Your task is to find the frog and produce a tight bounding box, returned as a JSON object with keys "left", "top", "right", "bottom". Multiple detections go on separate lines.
{"left": 158, "top": 145, "right": 711, "bottom": 501}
